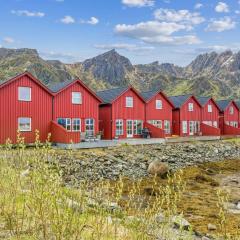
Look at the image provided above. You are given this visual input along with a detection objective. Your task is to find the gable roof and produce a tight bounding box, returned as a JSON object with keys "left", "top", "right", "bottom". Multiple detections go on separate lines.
{"left": 169, "top": 94, "right": 193, "bottom": 108}
{"left": 96, "top": 86, "right": 145, "bottom": 104}
{"left": 50, "top": 79, "right": 102, "bottom": 102}
{"left": 0, "top": 71, "right": 53, "bottom": 96}
{"left": 216, "top": 100, "right": 239, "bottom": 112}
{"left": 235, "top": 100, "right": 240, "bottom": 109}
{"left": 197, "top": 96, "right": 220, "bottom": 110}
{"left": 141, "top": 89, "right": 174, "bottom": 107}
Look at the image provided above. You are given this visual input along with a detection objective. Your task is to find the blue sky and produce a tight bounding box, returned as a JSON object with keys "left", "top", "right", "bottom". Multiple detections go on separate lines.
{"left": 0, "top": 0, "right": 239, "bottom": 65}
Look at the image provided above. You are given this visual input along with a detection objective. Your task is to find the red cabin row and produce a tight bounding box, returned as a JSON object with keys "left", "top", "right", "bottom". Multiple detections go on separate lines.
{"left": 0, "top": 72, "right": 101, "bottom": 144}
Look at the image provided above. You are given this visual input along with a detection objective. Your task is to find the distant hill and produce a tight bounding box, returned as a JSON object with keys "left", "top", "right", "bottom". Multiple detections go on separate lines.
{"left": 0, "top": 47, "right": 239, "bottom": 98}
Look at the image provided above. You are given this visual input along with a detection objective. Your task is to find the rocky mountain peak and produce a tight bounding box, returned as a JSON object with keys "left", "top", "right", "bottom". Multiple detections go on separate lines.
{"left": 0, "top": 48, "right": 38, "bottom": 59}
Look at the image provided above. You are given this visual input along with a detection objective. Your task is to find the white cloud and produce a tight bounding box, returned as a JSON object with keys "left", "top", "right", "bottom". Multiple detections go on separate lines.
{"left": 206, "top": 17, "right": 236, "bottom": 32}
{"left": 215, "top": 2, "right": 229, "bottom": 13}
{"left": 11, "top": 10, "right": 45, "bottom": 17}
{"left": 114, "top": 21, "right": 201, "bottom": 45}
{"left": 94, "top": 43, "right": 155, "bottom": 51}
{"left": 60, "top": 15, "right": 75, "bottom": 24}
{"left": 86, "top": 17, "right": 99, "bottom": 25}
{"left": 3, "top": 37, "right": 14, "bottom": 44}
{"left": 115, "top": 21, "right": 187, "bottom": 38}
{"left": 140, "top": 35, "right": 201, "bottom": 45}
{"left": 154, "top": 8, "right": 205, "bottom": 26}
{"left": 235, "top": 10, "right": 240, "bottom": 14}
{"left": 194, "top": 3, "right": 203, "bottom": 9}
{"left": 122, "top": 0, "right": 154, "bottom": 7}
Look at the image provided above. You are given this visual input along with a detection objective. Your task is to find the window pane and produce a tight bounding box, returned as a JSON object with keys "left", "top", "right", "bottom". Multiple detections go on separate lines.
{"left": 156, "top": 100, "right": 162, "bottom": 109}
{"left": 73, "top": 118, "right": 81, "bottom": 131}
{"left": 72, "top": 92, "right": 82, "bottom": 104}
{"left": 85, "top": 118, "right": 94, "bottom": 137}
{"left": 19, "top": 87, "right": 31, "bottom": 101}
{"left": 116, "top": 119, "right": 123, "bottom": 136}
{"left": 18, "top": 118, "right": 31, "bottom": 131}
{"left": 126, "top": 97, "right": 133, "bottom": 107}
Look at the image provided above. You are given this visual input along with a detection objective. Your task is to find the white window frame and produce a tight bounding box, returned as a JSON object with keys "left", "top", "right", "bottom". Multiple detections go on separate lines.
{"left": 229, "top": 106, "right": 234, "bottom": 115}
{"left": 164, "top": 120, "right": 171, "bottom": 134}
{"left": 126, "top": 97, "right": 133, "bottom": 108}
{"left": 57, "top": 118, "right": 71, "bottom": 131}
{"left": 18, "top": 87, "right": 31, "bottom": 102}
{"left": 188, "top": 103, "right": 194, "bottom": 112}
{"left": 182, "top": 121, "right": 188, "bottom": 134}
{"left": 156, "top": 100, "right": 163, "bottom": 109}
{"left": 134, "top": 120, "right": 143, "bottom": 135}
{"left": 207, "top": 104, "right": 212, "bottom": 113}
{"left": 72, "top": 92, "right": 82, "bottom": 104}
{"left": 72, "top": 118, "right": 81, "bottom": 132}
{"left": 115, "top": 119, "right": 124, "bottom": 136}
{"left": 85, "top": 118, "right": 95, "bottom": 137}
{"left": 148, "top": 120, "right": 162, "bottom": 129}
{"left": 18, "top": 117, "right": 31, "bottom": 132}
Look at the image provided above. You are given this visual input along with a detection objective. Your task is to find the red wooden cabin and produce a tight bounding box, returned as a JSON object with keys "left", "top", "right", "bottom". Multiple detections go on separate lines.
{"left": 197, "top": 96, "right": 221, "bottom": 136}
{"left": 97, "top": 87, "right": 145, "bottom": 140}
{"left": 50, "top": 79, "right": 102, "bottom": 143}
{"left": 169, "top": 95, "right": 202, "bottom": 136}
{"left": 216, "top": 100, "right": 240, "bottom": 135}
{"left": 0, "top": 72, "right": 53, "bottom": 144}
{"left": 141, "top": 89, "right": 174, "bottom": 136}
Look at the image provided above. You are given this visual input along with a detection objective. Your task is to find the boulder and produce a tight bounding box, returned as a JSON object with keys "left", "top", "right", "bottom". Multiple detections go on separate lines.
{"left": 207, "top": 223, "right": 217, "bottom": 231}
{"left": 147, "top": 161, "right": 169, "bottom": 177}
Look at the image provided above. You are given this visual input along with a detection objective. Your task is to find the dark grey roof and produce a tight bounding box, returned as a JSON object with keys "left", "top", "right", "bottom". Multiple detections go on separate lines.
{"left": 196, "top": 96, "right": 211, "bottom": 107}
{"left": 235, "top": 100, "right": 240, "bottom": 109}
{"left": 216, "top": 100, "right": 231, "bottom": 111}
{"left": 49, "top": 81, "right": 73, "bottom": 93}
{"left": 141, "top": 89, "right": 160, "bottom": 101}
{"left": 169, "top": 94, "right": 192, "bottom": 108}
{"left": 96, "top": 87, "right": 129, "bottom": 103}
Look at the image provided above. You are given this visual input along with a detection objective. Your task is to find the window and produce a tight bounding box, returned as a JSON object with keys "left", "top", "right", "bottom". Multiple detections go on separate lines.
{"left": 72, "top": 118, "right": 81, "bottom": 132}
{"left": 115, "top": 119, "right": 123, "bottom": 136}
{"left": 134, "top": 120, "right": 143, "bottom": 135}
{"left": 18, "top": 87, "right": 31, "bottom": 101}
{"left": 148, "top": 120, "right": 162, "bottom": 129}
{"left": 230, "top": 121, "right": 238, "bottom": 128}
{"left": 57, "top": 118, "right": 71, "bottom": 131}
{"left": 208, "top": 105, "right": 212, "bottom": 112}
{"left": 229, "top": 106, "right": 234, "bottom": 115}
{"left": 85, "top": 118, "right": 94, "bottom": 137}
{"left": 72, "top": 92, "right": 82, "bottom": 104}
{"left": 164, "top": 120, "right": 171, "bottom": 134}
{"left": 126, "top": 97, "right": 133, "bottom": 108}
{"left": 156, "top": 100, "right": 163, "bottom": 109}
{"left": 18, "top": 118, "right": 31, "bottom": 132}
{"left": 182, "top": 121, "right": 188, "bottom": 134}
{"left": 188, "top": 103, "right": 193, "bottom": 112}
{"left": 213, "top": 121, "right": 218, "bottom": 128}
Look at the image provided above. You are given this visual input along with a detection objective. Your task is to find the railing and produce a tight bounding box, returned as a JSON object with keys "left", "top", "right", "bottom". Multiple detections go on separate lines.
{"left": 144, "top": 122, "right": 166, "bottom": 138}
{"left": 201, "top": 123, "right": 221, "bottom": 136}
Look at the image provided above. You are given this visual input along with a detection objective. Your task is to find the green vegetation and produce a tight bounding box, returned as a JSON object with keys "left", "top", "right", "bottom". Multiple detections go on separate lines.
{"left": 1, "top": 133, "right": 240, "bottom": 239}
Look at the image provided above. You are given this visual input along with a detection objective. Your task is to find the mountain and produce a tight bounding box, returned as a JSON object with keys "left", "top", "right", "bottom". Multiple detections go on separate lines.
{"left": 0, "top": 47, "right": 240, "bottom": 98}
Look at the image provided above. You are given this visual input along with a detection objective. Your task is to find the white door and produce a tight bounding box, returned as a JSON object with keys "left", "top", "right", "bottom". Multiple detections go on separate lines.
{"left": 127, "top": 120, "right": 134, "bottom": 138}
{"left": 189, "top": 121, "right": 194, "bottom": 135}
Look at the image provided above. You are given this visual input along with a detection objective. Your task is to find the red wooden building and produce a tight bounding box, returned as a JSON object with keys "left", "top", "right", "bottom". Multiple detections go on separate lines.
{"left": 141, "top": 89, "right": 174, "bottom": 136}
{"left": 0, "top": 72, "right": 53, "bottom": 144}
{"left": 169, "top": 95, "right": 202, "bottom": 136}
{"left": 50, "top": 79, "right": 102, "bottom": 143}
{"left": 216, "top": 100, "right": 240, "bottom": 135}
{"left": 97, "top": 86, "right": 145, "bottom": 140}
{"left": 197, "top": 96, "right": 221, "bottom": 136}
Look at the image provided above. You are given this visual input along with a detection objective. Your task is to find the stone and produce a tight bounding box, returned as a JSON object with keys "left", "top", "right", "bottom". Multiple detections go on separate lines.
{"left": 172, "top": 215, "right": 191, "bottom": 231}
{"left": 147, "top": 161, "right": 169, "bottom": 177}
{"left": 207, "top": 223, "right": 217, "bottom": 231}
{"left": 237, "top": 202, "right": 240, "bottom": 210}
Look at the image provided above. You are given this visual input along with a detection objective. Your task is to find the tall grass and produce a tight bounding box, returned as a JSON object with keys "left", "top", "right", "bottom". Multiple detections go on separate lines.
{"left": 0, "top": 132, "right": 236, "bottom": 239}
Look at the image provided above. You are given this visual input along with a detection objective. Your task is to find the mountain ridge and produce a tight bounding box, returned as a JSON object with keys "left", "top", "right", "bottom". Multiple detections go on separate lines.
{"left": 0, "top": 47, "right": 239, "bottom": 98}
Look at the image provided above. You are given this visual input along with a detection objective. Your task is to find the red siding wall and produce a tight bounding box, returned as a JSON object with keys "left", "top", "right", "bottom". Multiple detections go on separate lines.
{"left": 172, "top": 109, "right": 180, "bottom": 136}
{"left": 223, "top": 102, "right": 239, "bottom": 124}
{"left": 145, "top": 93, "right": 173, "bottom": 135}
{"left": 201, "top": 99, "right": 219, "bottom": 127}
{"left": 0, "top": 75, "right": 52, "bottom": 144}
{"left": 111, "top": 89, "right": 145, "bottom": 139}
{"left": 144, "top": 122, "right": 165, "bottom": 138}
{"left": 201, "top": 123, "right": 221, "bottom": 136}
{"left": 99, "top": 105, "right": 112, "bottom": 140}
{"left": 53, "top": 82, "right": 100, "bottom": 143}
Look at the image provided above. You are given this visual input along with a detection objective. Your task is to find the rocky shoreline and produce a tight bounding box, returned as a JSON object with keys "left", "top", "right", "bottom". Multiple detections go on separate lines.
{"left": 57, "top": 141, "right": 240, "bottom": 184}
